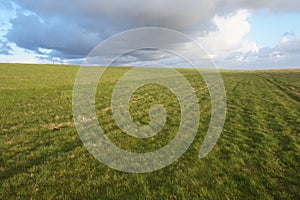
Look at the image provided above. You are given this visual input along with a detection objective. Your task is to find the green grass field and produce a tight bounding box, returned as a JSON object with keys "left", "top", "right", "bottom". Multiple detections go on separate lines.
{"left": 0, "top": 63, "right": 299, "bottom": 199}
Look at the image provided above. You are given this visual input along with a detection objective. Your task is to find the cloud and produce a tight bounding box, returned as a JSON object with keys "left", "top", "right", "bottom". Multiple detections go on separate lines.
{"left": 6, "top": 12, "right": 101, "bottom": 59}
{"left": 277, "top": 37, "right": 300, "bottom": 54}
{"left": 11, "top": 0, "right": 222, "bottom": 31}
{"left": 217, "top": 36, "right": 300, "bottom": 69}
{"left": 282, "top": 31, "right": 296, "bottom": 37}
{"left": 3, "top": 0, "right": 300, "bottom": 68}
{"left": 198, "top": 10, "right": 258, "bottom": 59}
{"left": 0, "top": 0, "right": 13, "bottom": 10}
{"left": 227, "top": 0, "right": 300, "bottom": 12}
{"left": 0, "top": 40, "right": 13, "bottom": 55}
{"left": 6, "top": 0, "right": 228, "bottom": 62}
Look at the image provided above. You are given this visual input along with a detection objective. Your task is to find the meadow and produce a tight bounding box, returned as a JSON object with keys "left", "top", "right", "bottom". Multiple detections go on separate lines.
{"left": 0, "top": 63, "right": 299, "bottom": 199}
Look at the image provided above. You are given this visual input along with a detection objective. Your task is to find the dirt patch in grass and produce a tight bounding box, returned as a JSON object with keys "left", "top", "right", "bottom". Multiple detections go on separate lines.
{"left": 44, "top": 122, "right": 74, "bottom": 130}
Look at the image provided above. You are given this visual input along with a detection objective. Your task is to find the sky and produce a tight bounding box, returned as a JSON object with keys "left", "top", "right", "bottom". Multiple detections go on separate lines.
{"left": 0, "top": 0, "right": 300, "bottom": 69}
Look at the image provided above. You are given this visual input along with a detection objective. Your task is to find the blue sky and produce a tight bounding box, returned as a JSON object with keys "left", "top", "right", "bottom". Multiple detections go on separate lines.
{"left": 246, "top": 10, "right": 300, "bottom": 47}
{"left": 0, "top": 0, "right": 300, "bottom": 69}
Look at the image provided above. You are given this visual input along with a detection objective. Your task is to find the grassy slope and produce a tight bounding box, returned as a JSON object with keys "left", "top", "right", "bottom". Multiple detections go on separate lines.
{"left": 0, "top": 63, "right": 299, "bottom": 199}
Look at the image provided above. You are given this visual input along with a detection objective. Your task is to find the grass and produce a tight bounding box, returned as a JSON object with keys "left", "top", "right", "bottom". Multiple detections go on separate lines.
{"left": 0, "top": 63, "right": 299, "bottom": 199}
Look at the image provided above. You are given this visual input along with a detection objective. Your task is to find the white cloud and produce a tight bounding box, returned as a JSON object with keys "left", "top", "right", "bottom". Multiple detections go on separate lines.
{"left": 216, "top": 36, "right": 300, "bottom": 69}
{"left": 195, "top": 9, "right": 300, "bottom": 69}
{"left": 198, "top": 10, "right": 258, "bottom": 59}
{"left": 0, "top": 44, "right": 47, "bottom": 64}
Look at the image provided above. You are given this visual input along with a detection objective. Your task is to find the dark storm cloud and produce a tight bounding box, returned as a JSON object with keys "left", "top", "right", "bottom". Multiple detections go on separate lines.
{"left": 11, "top": 0, "right": 220, "bottom": 31}
{"left": 5, "top": 0, "right": 300, "bottom": 62}
{"left": 6, "top": 12, "right": 101, "bottom": 59}
{"left": 6, "top": 0, "right": 231, "bottom": 61}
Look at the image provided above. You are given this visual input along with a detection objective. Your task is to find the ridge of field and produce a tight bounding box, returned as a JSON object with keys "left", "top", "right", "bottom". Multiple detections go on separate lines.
{"left": 0, "top": 63, "right": 299, "bottom": 199}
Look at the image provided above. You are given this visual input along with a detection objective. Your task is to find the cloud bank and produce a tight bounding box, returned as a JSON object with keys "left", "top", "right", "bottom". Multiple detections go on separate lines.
{"left": 2, "top": 0, "right": 300, "bottom": 68}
